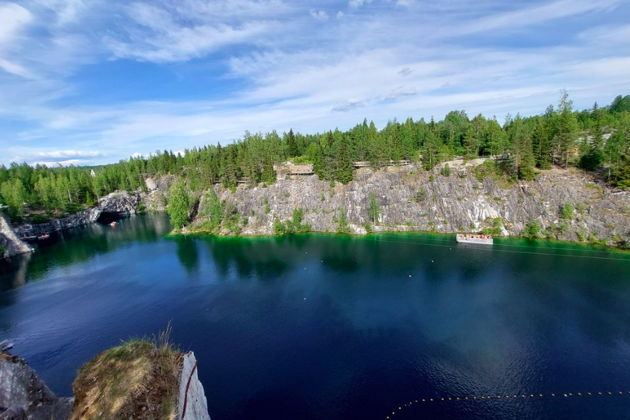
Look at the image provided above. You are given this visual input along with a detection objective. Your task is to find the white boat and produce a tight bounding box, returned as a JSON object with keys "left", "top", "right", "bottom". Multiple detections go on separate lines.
{"left": 456, "top": 234, "right": 493, "bottom": 245}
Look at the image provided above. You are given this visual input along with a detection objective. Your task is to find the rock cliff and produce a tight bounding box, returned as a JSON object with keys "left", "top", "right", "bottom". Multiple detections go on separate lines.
{"left": 1, "top": 347, "right": 210, "bottom": 420}
{"left": 192, "top": 163, "right": 629, "bottom": 246}
{"left": 0, "top": 214, "right": 33, "bottom": 259}
{"left": 13, "top": 192, "right": 141, "bottom": 240}
{"left": 0, "top": 352, "right": 73, "bottom": 419}
{"left": 177, "top": 352, "right": 210, "bottom": 420}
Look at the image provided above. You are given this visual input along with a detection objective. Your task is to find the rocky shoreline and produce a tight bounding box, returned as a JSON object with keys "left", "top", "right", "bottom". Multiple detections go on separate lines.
{"left": 0, "top": 346, "right": 210, "bottom": 419}
{"left": 2, "top": 164, "right": 629, "bottom": 259}
{"left": 191, "top": 164, "right": 630, "bottom": 247}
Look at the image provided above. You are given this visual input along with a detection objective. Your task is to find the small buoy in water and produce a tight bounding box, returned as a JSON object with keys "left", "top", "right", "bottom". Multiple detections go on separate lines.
{"left": 304, "top": 297, "right": 307, "bottom": 301}
{"left": 431, "top": 259, "right": 434, "bottom": 263}
{"left": 408, "top": 274, "right": 412, "bottom": 278}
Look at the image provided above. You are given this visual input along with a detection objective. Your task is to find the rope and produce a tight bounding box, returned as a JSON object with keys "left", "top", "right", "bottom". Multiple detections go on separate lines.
{"left": 181, "top": 359, "right": 199, "bottom": 419}
{"left": 386, "top": 390, "right": 630, "bottom": 418}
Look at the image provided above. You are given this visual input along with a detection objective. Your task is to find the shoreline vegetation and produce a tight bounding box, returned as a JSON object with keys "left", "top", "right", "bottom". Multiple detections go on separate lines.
{"left": 168, "top": 228, "right": 630, "bottom": 254}
{"left": 1, "top": 92, "right": 629, "bottom": 223}
{"left": 1, "top": 92, "right": 629, "bottom": 254}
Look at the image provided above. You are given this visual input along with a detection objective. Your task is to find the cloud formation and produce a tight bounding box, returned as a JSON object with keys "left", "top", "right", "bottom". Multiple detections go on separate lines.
{"left": 0, "top": 0, "right": 629, "bottom": 166}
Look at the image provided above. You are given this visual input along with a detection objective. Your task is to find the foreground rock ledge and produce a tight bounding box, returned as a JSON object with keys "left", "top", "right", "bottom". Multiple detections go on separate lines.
{"left": 0, "top": 343, "right": 210, "bottom": 420}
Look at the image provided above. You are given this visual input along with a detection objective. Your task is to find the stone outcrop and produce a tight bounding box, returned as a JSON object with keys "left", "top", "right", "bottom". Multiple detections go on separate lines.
{"left": 1, "top": 349, "right": 210, "bottom": 420}
{"left": 177, "top": 352, "right": 210, "bottom": 420}
{"left": 0, "top": 214, "right": 33, "bottom": 259}
{"left": 193, "top": 164, "right": 630, "bottom": 246}
{"left": 143, "top": 175, "right": 175, "bottom": 212}
{"left": 0, "top": 352, "right": 73, "bottom": 419}
{"left": 14, "top": 192, "right": 141, "bottom": 240}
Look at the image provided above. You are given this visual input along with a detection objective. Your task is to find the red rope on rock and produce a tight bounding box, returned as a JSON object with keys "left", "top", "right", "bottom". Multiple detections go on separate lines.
{"left": 182, "top": 359, "right": 199, "bottom": 419}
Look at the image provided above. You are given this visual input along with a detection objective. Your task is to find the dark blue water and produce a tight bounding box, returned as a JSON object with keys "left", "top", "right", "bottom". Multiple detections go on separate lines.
{"left": 1, "top": 214, "right": 630, "bottom": 419}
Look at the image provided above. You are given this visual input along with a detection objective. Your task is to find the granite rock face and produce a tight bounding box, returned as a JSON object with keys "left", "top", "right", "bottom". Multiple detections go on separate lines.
{"left": 13, "top": 192, "right": 141, "bottom": 240}
{"left": 0, "top": 352, "right": 73, "bottom": 420}
{"left": 177, "top": 352, "right": 210, "bottom": 420}
{"left": 0, "top": 214, "right": 33, "bottom": 259}
{"left": 142, "top": 175, "right": 175, "bottom": 212}
{"left": 193, "top": 164, "right": 630, "bottom": 246}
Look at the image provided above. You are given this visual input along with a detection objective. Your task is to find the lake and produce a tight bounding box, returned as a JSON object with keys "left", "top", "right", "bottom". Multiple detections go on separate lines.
{"left": 1, "top": 213, "right": 630, "bottom": 419}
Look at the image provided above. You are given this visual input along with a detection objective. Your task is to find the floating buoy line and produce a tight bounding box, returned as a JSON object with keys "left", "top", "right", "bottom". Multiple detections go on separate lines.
{"left": 367, "top": 237, "right": 630, "bottom": 263}
{"left": 386, "top": 390, "right": 630, "bottom": 418}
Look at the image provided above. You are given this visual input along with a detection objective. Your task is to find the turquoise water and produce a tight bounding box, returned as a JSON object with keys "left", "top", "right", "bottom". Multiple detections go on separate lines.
{"left": 1, "top": 214, "right": 630, "bottom": 419}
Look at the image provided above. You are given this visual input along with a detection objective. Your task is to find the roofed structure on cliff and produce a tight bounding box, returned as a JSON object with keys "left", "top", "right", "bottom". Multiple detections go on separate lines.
{"left": 274, "top": 162, "right": 314, "bottom": 180}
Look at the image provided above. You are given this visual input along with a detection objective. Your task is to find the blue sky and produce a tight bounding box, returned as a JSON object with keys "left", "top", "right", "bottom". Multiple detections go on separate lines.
{"left": 1, "top": 0, "right": 629, "bottom": 166}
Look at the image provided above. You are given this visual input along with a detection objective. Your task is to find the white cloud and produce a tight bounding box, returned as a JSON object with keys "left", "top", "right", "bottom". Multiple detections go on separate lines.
{"left": 0, "top": 3, "right": 33, "bottom": 77}
{"left": 34, "top": 150, "right": 104, "bottom": 159}
{"left": 447, "top": 0, "right": 621, "bottom": 36}
{"left": 0, "top": 3, "right": 32, "bottom": 44}
{"left": 310, "top": 9, "right": 329, "bottom": 21}
{"left": 103, "top": 1, "right": 285, "bottom": 63}
{"left": 1, "top": 0, "right": 629, "bottom": 166}
{"left": 33, "top": 159, "right": 86, "bottom": 167}
{"left": 349, "top": 0, "right": 373, "bottom": 8}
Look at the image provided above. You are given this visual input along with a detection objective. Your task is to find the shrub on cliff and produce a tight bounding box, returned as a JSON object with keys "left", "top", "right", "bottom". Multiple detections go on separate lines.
{"left": 523, "top": 220, "right": 541, "bottom": 239}
{"left": 334, "top": 207, "right": 350, "bottom": 234}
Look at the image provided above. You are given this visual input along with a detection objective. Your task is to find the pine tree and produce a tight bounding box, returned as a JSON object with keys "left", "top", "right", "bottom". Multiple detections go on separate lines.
{"left": 532, "top": 119, "right": 552, "bottom": 169}
{"left": 554, "top": 91, "right": 579, "bottom": 168}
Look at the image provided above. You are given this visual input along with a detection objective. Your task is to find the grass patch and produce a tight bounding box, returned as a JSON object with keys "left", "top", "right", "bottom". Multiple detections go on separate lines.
{"left": 72, "top": 325, "right": 182, "bottom": 420}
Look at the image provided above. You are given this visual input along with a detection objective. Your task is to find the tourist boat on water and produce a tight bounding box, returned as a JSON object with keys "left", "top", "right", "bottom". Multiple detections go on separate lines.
{"left": 37, "top": 233, "right": 50, "bottom": 240}
{"left": 110, "top": 221, "right": 117, "bottom": 227}
{"left": 456, "top": 233, "right": 493, "bottom": 245}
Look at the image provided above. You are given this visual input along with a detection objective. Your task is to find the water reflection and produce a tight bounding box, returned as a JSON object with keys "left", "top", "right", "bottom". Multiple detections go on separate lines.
{"left": 0, "top": 213, "right": 171, "bottom": 289}
{"left": 174, "top": 237, "right": 199, "bottom": 274}
{"left": 1, "top": 217, "right": 630, "bottom": 420}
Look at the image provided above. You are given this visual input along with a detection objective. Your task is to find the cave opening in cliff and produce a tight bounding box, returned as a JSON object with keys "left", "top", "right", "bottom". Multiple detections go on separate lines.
{"left": 96, "top": 212, "right": 125, "bottom": 225}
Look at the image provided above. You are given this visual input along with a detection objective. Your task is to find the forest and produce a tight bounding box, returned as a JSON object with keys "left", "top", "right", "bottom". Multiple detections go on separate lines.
{"left": 1, "top": 92, "right": 629, "bottom": 223}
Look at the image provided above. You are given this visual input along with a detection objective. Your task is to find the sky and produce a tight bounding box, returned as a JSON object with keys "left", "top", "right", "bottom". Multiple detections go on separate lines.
{"left": 1, "top": 0, "right": 629, "bottom": 166}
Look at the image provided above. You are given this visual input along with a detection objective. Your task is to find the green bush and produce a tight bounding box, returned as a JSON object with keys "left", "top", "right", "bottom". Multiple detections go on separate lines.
{"left": 482, "top": 217, "right": 503, "bottom": 235}
{"left": 560, "top": 203, "right": 574, "bottom": 220}
{"left": 523, "top": 220, "right": 541, "bottom": 239}
{"left": 166, "top": 180, "right": 191, "bottom": 229}
{"left": 414, "top": 189, "right": 427, "bottom": 202}
{"left": 273, "top": 217, "right": 286, "bottom": 235}
{"left": 440, "top": 164, "right": 451, "bottom": 177}
{"left": 579, "top": 148, "right": 604, "bottom": 171}
{"left": 334, "top": 207, "right": 350, "bottom": 234}
{"left": 273, "top": 209, "right": 311, "bottom": 235}
{"left": 201, "top": 190, "right": 223, "bottom": 232}
{"left": 368, "top": 192, "right": 380, "bottom": 224}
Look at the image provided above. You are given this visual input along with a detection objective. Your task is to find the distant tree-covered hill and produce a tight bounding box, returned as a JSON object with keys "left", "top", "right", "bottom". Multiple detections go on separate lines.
{"left": 1, "top": 92, "right": 629, "bottom": 222}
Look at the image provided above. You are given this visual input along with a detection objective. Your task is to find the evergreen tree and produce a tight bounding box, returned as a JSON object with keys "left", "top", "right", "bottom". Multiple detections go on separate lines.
{"left": 554, "top": 91, "right": 579, "bottom": 168}
{"left": 167, "top": 180, "right": 191, "bottom": 229}
{"left": 532, "top": 119, "right": 552, "bottom": 169}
